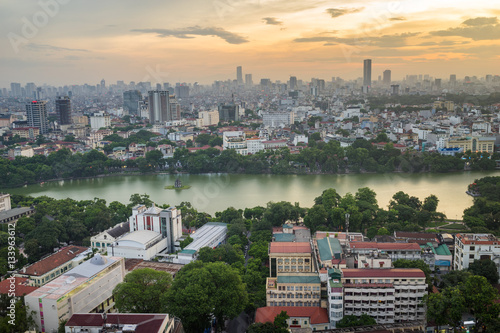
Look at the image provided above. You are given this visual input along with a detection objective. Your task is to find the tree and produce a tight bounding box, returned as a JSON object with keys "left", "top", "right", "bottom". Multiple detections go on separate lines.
{"left": 468, "top": 259, "right": 499, "bottom": 285}
{"left": 180, "top": 236, "right": 194, "bottom": 249}
{"left": 462, "top": 275, "right": 500, "bottom": 332}
{"left": 273, "top": 311, "right": 289, "bottom": 331}
{"left": 112, "top": 268, "right": 172, "bottom": 313}
{"left": 165, "top": 261, "right": 248, "bottom": 333}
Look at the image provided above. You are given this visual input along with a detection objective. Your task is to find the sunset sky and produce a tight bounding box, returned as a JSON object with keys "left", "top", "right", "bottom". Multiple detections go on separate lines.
{"left": 1, "top": 0, "right": 500, "bottom": 87}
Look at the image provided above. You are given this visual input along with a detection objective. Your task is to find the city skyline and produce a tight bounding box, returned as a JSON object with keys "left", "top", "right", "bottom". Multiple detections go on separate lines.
{"left": 2, "top": 0, "right": 500, "bottom": 87}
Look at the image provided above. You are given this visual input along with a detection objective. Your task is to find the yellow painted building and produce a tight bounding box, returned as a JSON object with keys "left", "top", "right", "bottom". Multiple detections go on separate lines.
{"left": 446, "top": 136, "right": 495, "bottom": 153}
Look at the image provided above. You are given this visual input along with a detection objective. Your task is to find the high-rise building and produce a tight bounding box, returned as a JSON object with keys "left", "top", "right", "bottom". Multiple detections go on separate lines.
{"left": 363, "top": 59, "right": 372, "bottom": 88}
{"left": 10, "top": 82, "right": 21, "bottom": 97}
{"left": 383, "top": 70, "right": 391, "bottom": 85}
{"left": 26, "top": 100, "right": 49, "bottom": 134}
{"left": 148, "top": 90, "right": 171, "bottom": 123}
{"left": 435, "top": 78, "right": 442, "bottom": 89}
{"left": 245, "top": 74, "right": 253, "bottom": 86}
{"left": 450, "top": 74, "right": 456, "bottom": 84}
{"left": 175, "top": 85, "right": 190, "bottom": 98}
{"left": 55, "top": 96, "right": 72, "bottom": 125}
{"left": 218, "top": 103, "right": 241, "bottom": 122}
{"left": 25, "top": 83, "right": 36, "bottom": 99}
{"left": 289, "top": 76, "right": 297, "bottom": 90}
{"left": 123, "top": 90, "right": 142, "bottom": 115}
{"left": 237, "top": 66, "right": 243, "bottom": 85}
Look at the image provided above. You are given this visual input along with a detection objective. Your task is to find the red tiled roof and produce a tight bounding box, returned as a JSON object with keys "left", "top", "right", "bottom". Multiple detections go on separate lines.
{"left": 342, "top": 268, "right": 425, "bottom": 278}
{"left": 23, "top": 246, "right": 88, "bottom": 276}
{"left": 269, "top": 242, "right": 311, "bottom": 254}
{"left": 394, "top": 231, "right": 437, "bottom": 239}
{"left": 349, "top": 242, "right": 420, "bottom": 250}
{"left": 255, "top": 306, "right": 329, "bottom": 325}
{"left": 66, "top": 313, "right": 168, "bottom": 333}
{"left": 0, "top": 277, "right": 38, "bottom": 296}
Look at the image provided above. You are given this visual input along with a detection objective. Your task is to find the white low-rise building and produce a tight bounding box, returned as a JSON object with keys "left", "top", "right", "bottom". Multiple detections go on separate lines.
{"left": 91, "top": 222, "right": 130, "bottom": 253}
{"left": 176, "top": 222, "right": 228, "bottom": 263}
{"left": 107, "top": 230, "right": 168, "bottom": 260}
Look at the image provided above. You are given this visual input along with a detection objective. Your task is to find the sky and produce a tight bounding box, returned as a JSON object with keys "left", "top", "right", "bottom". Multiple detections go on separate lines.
{"left": 1, "top": 0, "right": 500, "bottom": 87}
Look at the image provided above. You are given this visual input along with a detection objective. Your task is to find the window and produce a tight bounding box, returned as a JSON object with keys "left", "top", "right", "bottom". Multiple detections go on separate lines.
{"left": 469, "top": 254, "right": 475, "bottom": 259}
{"left": 470, "top": 246, "right": 475, "bottom": 251}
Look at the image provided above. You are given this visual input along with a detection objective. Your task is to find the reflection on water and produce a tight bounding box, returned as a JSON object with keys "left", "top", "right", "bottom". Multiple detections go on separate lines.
{"left": 5, "top": 170, "right": 500, "bottom": 219}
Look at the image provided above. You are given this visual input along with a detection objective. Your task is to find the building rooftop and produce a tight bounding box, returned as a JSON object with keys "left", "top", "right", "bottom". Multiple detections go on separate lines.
{"left": 184, "top": 222, "right": 228, "bottom": 252}
{"left": 277, "top": 275, "right": 321, "bottom": 284}
{"left": 107, "top": 222, "right": 130, "bottom": 239}
{"left": 435, "top": 244, "right": 451, "bottom": 256}
{"left": 317, "top": 237, "right": 342, "bottom": 261}
{"left": 255, "top": 306, "right": 329, "bottom": 325}
{"left": 23, "top": 246, "right": 89, "bottom": 276}
{"left": 349, "top": 242, "right": 421, "bottom": 251}
{"left": 0, "top": 277, "right": 38, "bottom": 296}
{"left": 342, "top": 268, "right": 425, "bottom": 278}
{"left": 117, "top": 230, "right": 162, "bottom": 246}
{"left": 66, "top": 313, "right": 169, "bottom": 333}
{"left": 0, "top": 207, "right": 34, "bottom": 223}
{"left": 273, "top": 233, "right": 296, "bottom": 242}
{"left": 269, "top": 242, "right": 311, "bottom": 254}
{"left": 26, "top": 255, "right": 121, "bottom": 300}
{"left": 456, "top": 233, "right": 499, "bottom": 244}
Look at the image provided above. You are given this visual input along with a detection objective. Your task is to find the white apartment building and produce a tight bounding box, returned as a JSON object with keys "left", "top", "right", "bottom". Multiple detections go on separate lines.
{"left": 91, "top": 222, "right": 129, "bottom": 252}
{"left": 262, "top": 111, "right": 294, "bottom": 128}
{"left": 89, "top": 111, "right": 111, "bottom": 130}
{"left": 327, "top": 269, "right": 343, "bottom": 328}
{"left": 223, "top": 131, "right": 247, "bottom": 154}
{"left": 247, "top": 138, "right": 264, "bottom": 155}
{"left": 454, "top": 233, "right": 500, "bottom": 280}
{"left": 25, "top": 255, "right": 125, "bottom": 333}
{"left": 341, "top": 269, "right": 427, "bottom": 325}
{"left": 129, "top": 205, "right": 182, "bottom": 253}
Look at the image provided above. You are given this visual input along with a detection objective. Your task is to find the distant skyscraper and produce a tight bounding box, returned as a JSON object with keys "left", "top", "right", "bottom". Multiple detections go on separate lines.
{"left": 148, "top": 90, "right": 171, "bottom": 123}
{"left": 55, "top": 96, "right": 72, "bottom": 125}
{"left": 245, "top": 74, "right": 253, "bottom": 86}
{"left": 123, "top": 90, "right": 142, "bottom": 115}
{"left": 25, "top": 83, "right": 36, "bottom": 99}
{"left": 450, "top": 74, "right": 456, "bottom": 83}
{"left": 100, "top": 79, "right": 106, "bottom": 88}
{"left": 175, "top": 85, "right": 190, "bottom": 98}
{"left": 236, "top": 66, "right": 243, "bottom": 85}
{"left": 10, "top": 83, "right": 21, "bottom": 97}
{"left": 363, "top": 59, "right": 372, "bottom": 92}
{"left": 218, "top": 103, "right": 240, "bottom": 122}
{"left": 383, "top": 70, "right": 391, "bottom": 85}
{"left": 26, "top": 100, "right": 49, "bottom": 134}
{"left": 289, "top": 76, "right": 297, "bottom": 90}
{"left": 435, "top": 78, "right": 442, "bottom": 89}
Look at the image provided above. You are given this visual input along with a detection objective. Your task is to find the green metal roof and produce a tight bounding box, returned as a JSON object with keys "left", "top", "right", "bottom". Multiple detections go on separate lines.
{"left": 330, "top": 282, "right": 343, "bottom": 288}
{"left": 277, "top": 275, "right": 321, "bottom": 284}
{"left": 420, "top": 243, "right": 437, "bottom": 254}
{"left": 283, "top": 224, "right": 293, "bottom": 229}
{"left": 274, "top": 233, "right": 296, "bottom": 242}
{"left": 435, "top": 244, "right": 451, "bottom": 256}
{"left": 317, "top": 237, "right": 342, "bottom": 261}
{"left": 179, "top": 249, "right": 197, "bottom": 254}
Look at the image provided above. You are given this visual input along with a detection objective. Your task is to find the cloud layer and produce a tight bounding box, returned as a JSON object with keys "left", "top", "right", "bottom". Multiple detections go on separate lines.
{"left": 132, "top": 26, "right": 249, "bottom": 44}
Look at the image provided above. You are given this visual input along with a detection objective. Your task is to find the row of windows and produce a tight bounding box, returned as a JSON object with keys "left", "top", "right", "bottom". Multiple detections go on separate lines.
{"left": 269, "top": 301, "right": 320, "bottom": 307}
{"left": 330, "top": 296, "right": 342, "bottom": 300}
{"left": 277, "top": 266, "right": 310, "bottom": 271}
{"left": 269, "top": 293, "right": 320, "bottom": 299}
{"left": 330, "top": 304, "right": 342, "bottom": 309}
{"left": 277, "top": 259, "right": 310, "bottom": 264}
{"left": 278, "top": 285, "right": 317, "bottom": 291}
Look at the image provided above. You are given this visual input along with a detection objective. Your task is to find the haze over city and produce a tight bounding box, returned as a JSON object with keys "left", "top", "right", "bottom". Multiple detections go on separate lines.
{"left": 2, "top": 0, "right": 500, "bottom": 87}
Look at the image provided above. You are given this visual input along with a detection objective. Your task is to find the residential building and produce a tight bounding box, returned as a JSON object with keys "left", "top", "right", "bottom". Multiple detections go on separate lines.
{"left": 269, "top": 242, "right": 313, "bottom": 277}
{"left": 394, "top": 231, "right": 439, "bottom": 247}
{"left": 383, "top": 70, "right": 391, "bottom": 85}
{"left": 65, "top": 313, "right": 174, "bottom": 333}
{"left": 218, "top": 103, "right": 241, "bottom": 122}
{"left": 223, "top": 131, "right": 247, "bottom": 154}
{"left": 26, "top": 100, "right": 49, "bottom": 134}
{"left": 123, "top": 90, "right": 142, "bottom": 115}
{"left": 255, "top": 306, "right": 329, "bottom": 331}
{"left": 89, "top": 111, "right": 111, "bottom": 129}
{"left": 454, "top": 233, "right": 500, "bottom": 280}
{"left": 11, "top": 127, "right": 40, "bottom": 139}
{"left": 148, "top": 90, "right": 171, "bottom": 123}
{"left": 15, "top": 246, "right": 91, "bottom": 286}
{"left": 363, "top": 59, "right": 372, "bottom": 92}
{"left": 266, "top": 272, "right": 322, "bottom": 307}
{"left": 341, "top": 269, "right": 427, "bottom": 324}
{"left": 262, "top": 111, "right": 294, "bottom": 128}
{"left": 25, "top": 255, "right": 126, "bottom": 333}
{"left": 327, "top": 269, "right": 343, "bottom": 328}
{"left": 237, "top": 66, "right": 243, "bottom": 85}
{"left": 349, "top": 242, "right": 421, "bottom": 261}
{"left": 0, "top": 277, "right": 38, "bottom": 303}
{"left": 198, "top": 110, "right": 219, "bottom": 127}
{"left": 176, "top": 222, "right": 228, "bottom": 263}
{"left": 0, "top": 193, "right": 11, "bottom": 212}
{"left": 129, "top": 205, "right": 182, "bottom": 253}
{"left": 56, "top": 96, "right": 72, "bottom": 125}
{"left": 245, "top": 74, "right": 253, "bottom": 86}
{"left": 446, "top": 136, "right": 495, "bottom": 153}
{"left": 91, "top": 222, "right": 130, "bottom": 252}
{"left": 8, "top": 146, "right": 34, "bottom": 158}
